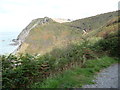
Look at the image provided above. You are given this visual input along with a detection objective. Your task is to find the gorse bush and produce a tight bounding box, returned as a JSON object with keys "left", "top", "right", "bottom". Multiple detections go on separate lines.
{"left": 1, "top": 41, "right": 98, "bottom": 88}
{"left": 1, "top": 36, "right": 118, "bottom": 88}
{"left": 92, "top": 33, "right": 119, "bottom": 57}
{"left": 31, "top": 56, "right": 118, "bottom": 88}
{"left": 2, "top": 54, "right": 42, "bottom": 88}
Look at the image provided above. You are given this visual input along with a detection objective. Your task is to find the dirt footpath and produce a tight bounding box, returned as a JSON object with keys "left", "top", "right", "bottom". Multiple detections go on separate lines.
{"left": 83, "top": 63, "right": 119, "bottom": 88}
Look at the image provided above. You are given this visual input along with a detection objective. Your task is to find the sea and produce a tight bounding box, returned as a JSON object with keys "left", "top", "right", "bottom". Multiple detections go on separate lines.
{"left": 0, "top": 32, "right": 20, "bottom": 55}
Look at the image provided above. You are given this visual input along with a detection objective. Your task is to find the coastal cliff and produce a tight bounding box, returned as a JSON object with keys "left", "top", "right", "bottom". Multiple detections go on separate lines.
{"left": 14, "top": 17, "right": 51, "bottom": 45}
{"left": 13, "top": 11, "right": 118, "bottom": 54}
{"left": 12, "top": 17, "right": 52, "bottom": 53}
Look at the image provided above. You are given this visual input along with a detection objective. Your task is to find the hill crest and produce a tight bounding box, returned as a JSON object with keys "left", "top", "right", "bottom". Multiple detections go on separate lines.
{"left": 12, "top": 10, "right": 119, "bottom": 54}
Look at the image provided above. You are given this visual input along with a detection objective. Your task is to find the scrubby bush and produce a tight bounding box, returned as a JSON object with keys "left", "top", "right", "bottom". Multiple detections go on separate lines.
{"left": 1, "top": 41, "right": 98, "bottom": 88}
{"left": 1, "top": 54, "right": 41, "bottom": 88}
{"left": 92, "top": 34, "right": 119, "bottom": 57}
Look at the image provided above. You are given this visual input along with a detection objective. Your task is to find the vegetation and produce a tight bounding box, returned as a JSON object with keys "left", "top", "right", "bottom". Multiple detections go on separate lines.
{"left": 93, "top": 34, "right": 119, "bottom": 57}
{"left": 65, "top": 11, "right": 118, "bottom": 31}
{"left": 1, "top": 10, "right": 119, "bottom": 88}
{"left": 1, "top": 41, "right": 96, "bottom": 88}
{"left": 17, "top": 11, "right": 118, "bottom": 54}
{"left": 19, "top": 21, "right": 82, "bottom": 54}
{"left": 31, "top": 56, "right": 117, "bottom": 88}
{"left": 1, "top": 33, "right": 119, "bottom": 88}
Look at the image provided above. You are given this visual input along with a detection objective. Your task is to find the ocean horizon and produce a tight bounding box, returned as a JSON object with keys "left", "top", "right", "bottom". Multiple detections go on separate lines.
{"left": 0, "top": 31, "right": 20, "bottom": 55}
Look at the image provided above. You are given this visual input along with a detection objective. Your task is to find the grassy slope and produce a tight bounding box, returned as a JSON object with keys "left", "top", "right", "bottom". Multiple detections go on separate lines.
{"left": 19, "top": 21, "right": 83, "bottom": 54}
{"left": 29, "top": 11, "right": 119, "bottom": 88}
{"left": 65, "top": 11, "right": 118, "bottom": 31}
{"left": 2, "top": 11, "right": 119, "bottom": 88}
{"left": 80, "top": 15, "right": 119, "bottom": 45}
{"left": 17, "top": 11, "right": 118, "bottom": 54}
{"left": 31, "top": 56, "right": 118, "bottom": 88}
{"left": 17, "top": 18, "right": 44, "bottom": 40}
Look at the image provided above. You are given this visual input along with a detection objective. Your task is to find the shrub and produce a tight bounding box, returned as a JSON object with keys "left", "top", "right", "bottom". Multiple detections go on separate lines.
{"left": 92, "top": 34, "right": 119, "bottom": 57}
{"left": 1, "top": 54, "right": 41, "bottom": 88}
{"left": 1, "top": 41, "right": 98, "bottom": 88}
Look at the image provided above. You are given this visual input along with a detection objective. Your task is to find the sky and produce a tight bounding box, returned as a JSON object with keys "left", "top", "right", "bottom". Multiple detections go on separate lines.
{"left": 0, "top": 0, "right": 119, "bottom": 32}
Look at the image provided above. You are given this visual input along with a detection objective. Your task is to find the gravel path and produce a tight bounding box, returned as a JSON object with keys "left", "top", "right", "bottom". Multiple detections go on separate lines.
{"left": 83, "top": 63, "right": 119, "bottom": 88}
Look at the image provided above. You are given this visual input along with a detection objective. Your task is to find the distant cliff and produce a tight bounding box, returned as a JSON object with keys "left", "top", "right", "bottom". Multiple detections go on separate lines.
{"left": 14, "top": 17, "right": 51, "bottom": 45}
{"left": 13, "top": 10, "right": 119, "bottom": 54}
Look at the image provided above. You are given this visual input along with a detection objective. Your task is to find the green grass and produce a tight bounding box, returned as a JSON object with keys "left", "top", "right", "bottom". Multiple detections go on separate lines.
{"left": 30, "top": 56, "right": 118, "bottom": 88}
{"left": 4, "top": 11, "right": 119, "bottom": 88}
{"left": 65, "top": 11, "right": 118, "bottom": 31}
{"left": 22, "top": 21, "right": 82, "bottom": 54}
{"left": 17, "top": 10, "right": 119, "bottom": 55}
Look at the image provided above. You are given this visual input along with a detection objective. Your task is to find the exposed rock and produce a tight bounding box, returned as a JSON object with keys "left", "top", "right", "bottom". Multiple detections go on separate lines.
{"left": 12, "top": 17, "right": 52, "bottom": 53}
{"left": 52, "top": 18, "right": 71, "bottom": 23}
{"left": 9, "top": 42, "right": 19, "bottom": 46}
{"left": 12, "top": 11, "right": 118, "bottom": 54}
{"left": 14, "top": 17, "right": 51, "bottom": 45}
{"left": 12, "top": 39, "right": 17, "bottom": 42}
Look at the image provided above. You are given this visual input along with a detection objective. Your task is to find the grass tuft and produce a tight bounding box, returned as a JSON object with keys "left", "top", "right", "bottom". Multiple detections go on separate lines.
{"left": 31, "top": 56, "right": 118, "bottom": 88}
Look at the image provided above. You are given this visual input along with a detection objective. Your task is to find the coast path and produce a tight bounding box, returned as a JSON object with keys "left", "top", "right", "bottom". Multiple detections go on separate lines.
{"left": 83, "top": 63, "right": 119, "bottom": 88}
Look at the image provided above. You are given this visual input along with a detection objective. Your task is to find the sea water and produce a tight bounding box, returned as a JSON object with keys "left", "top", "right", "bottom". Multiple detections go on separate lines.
{"left": 0, "top": 32, "right": 20, "bottom": 55}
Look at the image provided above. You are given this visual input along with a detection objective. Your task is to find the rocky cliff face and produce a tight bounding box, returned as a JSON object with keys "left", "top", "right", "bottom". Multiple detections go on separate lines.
{"left": 14, "top": 17, "right": 51, "bottom": 45}
{"left": 12, "top": 11, "right": 118, "bottom": 54}
{"left": 12, "top": 17, "right": 52, "bottom": 54}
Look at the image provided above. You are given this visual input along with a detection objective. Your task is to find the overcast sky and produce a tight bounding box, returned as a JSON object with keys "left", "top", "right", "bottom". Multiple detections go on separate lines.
{"left": 0, "top": 0, "right": 119, "bottom": 32}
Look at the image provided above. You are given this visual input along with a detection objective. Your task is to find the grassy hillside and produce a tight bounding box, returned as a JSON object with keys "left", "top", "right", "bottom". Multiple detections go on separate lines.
{"left": 18, "top": 20, "right": 83, "bottom": 54}
{"left": 15, "top": 11, "right": 119, "bottom": 56}
{"left": 65, "top": 11, "right": 118, "bottom": 31}
{"left": 16, "top": 11, "right": 119, "bottom": 55}
{"left": 1, "top": 11, "right": 119, "bottom": 88}
{"left": 2, "top": 31, "right": 119, "bottom": 88}
{"left": 31, "top": 56, "right": 118, "bottom": 88}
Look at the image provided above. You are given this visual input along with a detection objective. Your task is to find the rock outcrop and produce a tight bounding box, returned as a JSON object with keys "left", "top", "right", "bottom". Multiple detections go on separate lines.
{"left": 12, "top": 17, "right": 52, "bottom": 54}
{"left": 52, "top": 18, "right": 71, "bottom": 23}
{"left": 14, "top": 17, "right": 51, "bottom": 45}
{"left": 12, "top": 11, "right": 118, "bottom": 54}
